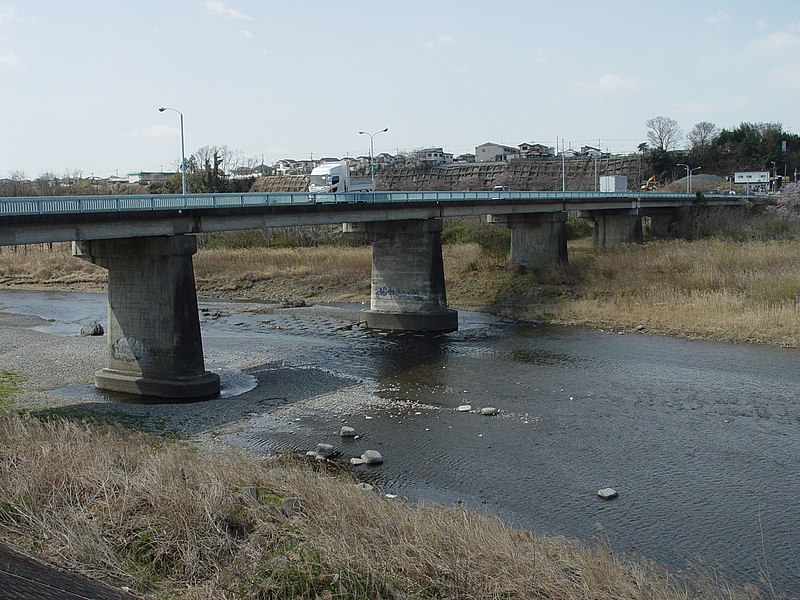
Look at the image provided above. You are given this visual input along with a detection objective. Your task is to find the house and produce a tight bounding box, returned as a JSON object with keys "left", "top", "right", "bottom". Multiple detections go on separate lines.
{"left": 420, "top": 147, "right": 453, "bottom": 166}
{"left": 517, "top": 142, "right": 554, "bottom": 159}
{"left": 375, "top": 153, "right": 396, "bottom": 169}
{"left": 581, "top": 145, "right": 603, "bottom": 157}
{"left": 475, "top": 142, "right": 519, "bottom": 163}
{"left": 454, "top": 153, "right": 476, "bottom": 164}
{"left": 274, "top": 159, "right": 300, "bottom": 176}
{"left": 127, "top": 171, "right": 176, "bottom": 185}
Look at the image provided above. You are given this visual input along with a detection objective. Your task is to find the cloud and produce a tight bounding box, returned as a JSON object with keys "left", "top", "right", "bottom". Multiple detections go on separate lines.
{"left": 731, "top": 95, "right": 752, "bottom": 109}
{"left": 746, "top": 31, "right": 800, "bottom": 53}
{"left": 707, "top": 10, "right": 729, "bottom": 25}
{"left": 578, "top": 73, "right": 645, "bottom": 95}
{"left": 128, "top": 125, "right": 180, "bottom": 140}
{"left": 421, "top": 34, "right": 455, "bottom": 50}
{"left": 675, "top": 100, "right": 712, "bottom": 114}
{"left": 0, "top": 6, "right": 16, "bottom": 23}
{"left": 0, "top": 52, "right": 17, "bottom": 66}
{"left": 204, "top": 0, "right": 253, "bottom": 21}
{"left": 529, "top": 49, "right": 546, "bottom": 65}
{"left": 241, "top": 29, "right": 253, "bottom": 39}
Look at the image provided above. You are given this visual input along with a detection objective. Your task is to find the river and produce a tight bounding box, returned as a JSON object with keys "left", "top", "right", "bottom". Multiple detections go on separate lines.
{"left": 0, "top": 289, "right": 798, "bottom": 595}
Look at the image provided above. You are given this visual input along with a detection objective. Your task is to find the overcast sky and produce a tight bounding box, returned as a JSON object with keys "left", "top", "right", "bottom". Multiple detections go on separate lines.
{"left": 1, "top": 1, "right": 797, "bottom": 178}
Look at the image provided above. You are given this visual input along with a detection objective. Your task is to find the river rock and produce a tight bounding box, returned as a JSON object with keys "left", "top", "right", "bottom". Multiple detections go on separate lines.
{"left": 350, "top": 457, "right": 366, "bottom": 465}
{"left": 480, "top": 407, "right": 499, "bottom": 416}
{"left": 356, "top": 482, "right": 374, "bottom": 492}
{"left": 597, "top": 488, "right": 619, "bottom": 500}
{"left": 361, "top": 450, "right": 384, "bottom": 465}
{"left": 457, "top": 404, "right": 472, "bottom": 412}
{"left": 314, "top": 443, "right": 335, "bottom": 458}
{"left": 340, "top": 426, "right": 356, "bottom": 438}
{"left": 80, "top": 321, "right": 104, "bottom": 336}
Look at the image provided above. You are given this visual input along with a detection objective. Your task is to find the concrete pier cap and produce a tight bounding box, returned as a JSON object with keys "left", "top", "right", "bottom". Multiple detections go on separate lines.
{"left": 73, "top": 234, "right": 220, "bottom": 400}
{"left": 343, "top": 218, "right": 458, "bottom": 333}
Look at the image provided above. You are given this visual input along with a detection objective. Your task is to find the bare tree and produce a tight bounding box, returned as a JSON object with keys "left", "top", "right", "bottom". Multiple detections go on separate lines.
{"left": 645, "top": 116, "right": 683, "bottom": 151}
{"left": 686, "top": 121, "right": 720, "bottom": 152}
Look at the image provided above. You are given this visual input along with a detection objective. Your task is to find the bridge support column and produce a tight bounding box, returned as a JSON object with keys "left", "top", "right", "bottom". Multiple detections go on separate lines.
{"left": 581, "top": 209, "right": 643, "bottom": 249}
{"left": 488, "top": 212, "right": 567, "bottom": 268}
{"left": 74, "top": 235, "right": 220, "bottom": 400}
{"left": 645, "top": 209, "right": 676, "bottom": 238}
{"left": 343, "top": 219, "right": 458, "bottom": 332}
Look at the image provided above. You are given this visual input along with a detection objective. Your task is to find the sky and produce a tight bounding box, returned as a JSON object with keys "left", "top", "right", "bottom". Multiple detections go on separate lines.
{"left": 0, "top": 1, "right": 798, "bottom": 179}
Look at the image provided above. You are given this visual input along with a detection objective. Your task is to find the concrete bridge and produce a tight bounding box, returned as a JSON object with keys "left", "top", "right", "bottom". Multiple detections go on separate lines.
{"left": 0, "top": 190, "right": 749, "bottom": 399}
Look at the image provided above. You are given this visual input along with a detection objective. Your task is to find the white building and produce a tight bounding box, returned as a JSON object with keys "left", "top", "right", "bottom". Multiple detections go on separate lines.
{"left": 475, "top": 142, "right": 519, "bottom": 162}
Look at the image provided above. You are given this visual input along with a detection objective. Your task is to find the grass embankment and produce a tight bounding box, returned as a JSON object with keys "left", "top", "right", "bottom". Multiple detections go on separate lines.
{"left": 0, "top": 408, "right": 760, "bottom": 599}
{"left": 3, "top": 235, "right": 800, "bottom": 346}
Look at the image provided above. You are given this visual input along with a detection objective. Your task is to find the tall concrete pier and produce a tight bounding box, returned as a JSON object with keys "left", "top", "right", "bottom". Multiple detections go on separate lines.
{"left": 344, "top": 219, "right": 458, "bottom": 332}
{"left": 582, "top": 208, "right": 643, "bottom": 248}
{"left": 74, "top": 235, "right": 220, "bottom": 399}
{"left": 488, "top": 212, "right": 568, "bottom": 268}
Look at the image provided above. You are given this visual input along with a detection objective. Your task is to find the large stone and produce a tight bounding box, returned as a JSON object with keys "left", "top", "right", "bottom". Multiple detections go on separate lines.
{"left": 597, "top": 488, "right": 619, "bottom": 500}
{"left": 80, "top": 321, "right": 104, "bottom": 336}
{"left": 362, "top": 450, "right": 384, "bottom": 465}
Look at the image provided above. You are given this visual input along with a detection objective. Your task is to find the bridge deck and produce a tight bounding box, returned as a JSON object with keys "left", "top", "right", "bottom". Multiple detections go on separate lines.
{"left": 0, "top": 191, "right": 751, "bottom": 246}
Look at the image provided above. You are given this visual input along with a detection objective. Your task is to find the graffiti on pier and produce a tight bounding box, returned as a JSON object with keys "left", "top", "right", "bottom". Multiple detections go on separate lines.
{"left": 375, "top": 286, "right": 422, "bottom": 300}
{"left": 111, "top": 336, "right": 149, "bottom": 363}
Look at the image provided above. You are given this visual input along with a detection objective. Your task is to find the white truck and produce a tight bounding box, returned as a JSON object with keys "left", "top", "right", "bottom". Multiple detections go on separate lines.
{"left": 308, "top": 161, "right": 375, "bottom": 194}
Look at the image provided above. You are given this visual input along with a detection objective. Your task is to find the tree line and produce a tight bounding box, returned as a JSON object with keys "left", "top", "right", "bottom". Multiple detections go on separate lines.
{"left": 642, "top": 116, "right": 799, "bottom": 182}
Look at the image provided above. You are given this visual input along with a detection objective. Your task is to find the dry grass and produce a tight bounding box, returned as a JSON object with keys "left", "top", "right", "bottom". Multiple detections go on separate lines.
{"left": 2, "top": 236, "right": 800, "bottom": 346}
{"left": 0, "top": 411, "right": 760, "bottom": 599}
{"left": 546, "top": 238, "right": 800, "bottom": 346}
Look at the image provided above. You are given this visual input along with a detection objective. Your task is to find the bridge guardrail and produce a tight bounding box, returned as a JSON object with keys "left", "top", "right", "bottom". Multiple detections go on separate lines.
{"left": 0, "top": 191, "right": 751, "bottom": 217}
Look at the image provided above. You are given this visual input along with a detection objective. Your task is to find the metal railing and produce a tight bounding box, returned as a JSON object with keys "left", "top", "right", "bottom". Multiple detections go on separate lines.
{"left": 0, "top": 190, "right": 748, "bottom": 217}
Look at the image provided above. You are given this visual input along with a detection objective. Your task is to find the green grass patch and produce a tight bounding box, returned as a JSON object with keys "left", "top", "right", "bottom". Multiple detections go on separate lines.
{"left": 0, "top": 370, "right": 22, "bottom": 410}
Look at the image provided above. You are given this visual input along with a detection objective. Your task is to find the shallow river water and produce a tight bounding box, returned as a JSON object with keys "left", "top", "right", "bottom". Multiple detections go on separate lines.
{"left": 1, "top": 290, "right": 798, "bottom": 595}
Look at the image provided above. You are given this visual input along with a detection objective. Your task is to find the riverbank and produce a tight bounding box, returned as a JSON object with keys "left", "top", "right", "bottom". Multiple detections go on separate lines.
{"left": 2, "top": 235, "right": 800, "bottom": 347}
{"left": 0, "top": 290, "right": 779, "bottom": 598}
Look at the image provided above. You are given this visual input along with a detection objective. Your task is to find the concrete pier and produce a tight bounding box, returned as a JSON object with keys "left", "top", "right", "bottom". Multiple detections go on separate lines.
{"left": 344, "top": 219, "right": 458, "bottom": 332}
{"left": 74, "top": 235, "right": 220, "bottom": 399}
{"left": 644, "top": 208, "right": 680, "bottom": 239}
{"left": 582, "top": 208, "right": 643, "bottom": 249}
{"left": 488, "top": 212, "right": 568, "bottom": 268}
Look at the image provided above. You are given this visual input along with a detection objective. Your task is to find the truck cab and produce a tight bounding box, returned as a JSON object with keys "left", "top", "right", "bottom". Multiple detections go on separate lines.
{"left": 309, "top": 162, "right": 347, "bottom": 193}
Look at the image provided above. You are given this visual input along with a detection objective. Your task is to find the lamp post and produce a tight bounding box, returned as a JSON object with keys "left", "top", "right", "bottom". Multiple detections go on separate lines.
{"left": 358, "top": 127, "right": 388, "bottom": 184}
{"left": 677, "top": 163, "right": 701, "bottom": 193}
{"left": 689, "top": 166, "right": 701, "bottom": 193}
{"left": 158, "top": 106, "right": 187, "bottom": 196}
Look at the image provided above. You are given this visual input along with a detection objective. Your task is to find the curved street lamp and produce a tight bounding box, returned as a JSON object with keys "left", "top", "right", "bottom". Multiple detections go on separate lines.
{"left": 676, "top": 163, "right": 701, "bottom": 193}
{"left": 358, "top": 127, "right": 388, "bottom": 184}
{"left": 158, "top": 106, "right": 187, "bottom": 196}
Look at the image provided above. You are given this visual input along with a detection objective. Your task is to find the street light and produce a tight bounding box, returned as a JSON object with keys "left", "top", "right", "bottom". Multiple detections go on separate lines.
{"left": 676, "top": 163, "right": 701, "bottom": 193}
{"left": 358, "top": 127, "right": 388, "bottom": 184}
{"left": 158, "top": 106, "right": 187, "bottom": 196}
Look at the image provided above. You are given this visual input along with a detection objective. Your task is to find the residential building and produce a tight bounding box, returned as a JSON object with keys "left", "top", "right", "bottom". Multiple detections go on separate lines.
{"left": 417, "top": 147, "right": 452, "bottom": 166}
{"left": 127, "top": 171, "right": 176, "bottom": 185}
{"left": 475, "top": 142, "right": 519, "bottom": 162}
{"left": 517, "top": 142, "right": 555, "bottom": 159}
